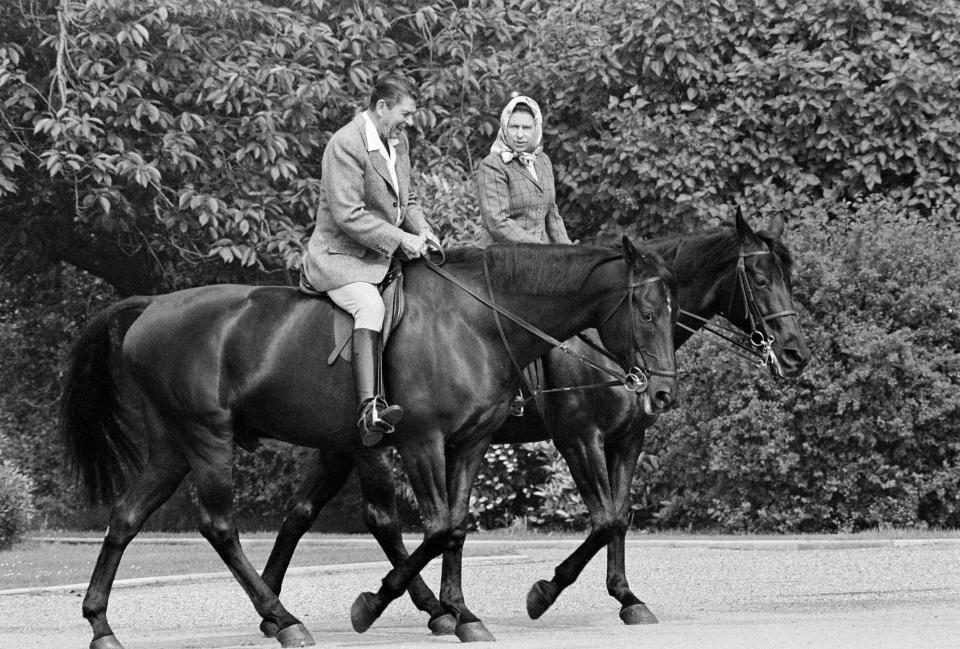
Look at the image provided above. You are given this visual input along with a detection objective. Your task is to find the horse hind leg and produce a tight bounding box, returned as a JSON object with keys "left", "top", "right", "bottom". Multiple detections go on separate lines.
{"left": 259, "top": 449, "right": 356, "bottom": 638}
{"left": 83, "top": 444, "right": 190, "bottom": 649}
{"left": 190, "top": 436, "right": 314, "bottom": 648}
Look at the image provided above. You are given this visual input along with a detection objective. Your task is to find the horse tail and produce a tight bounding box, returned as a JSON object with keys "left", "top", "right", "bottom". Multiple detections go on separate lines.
{"left": 60, "top": 295, "right": 153, "bottom": 505}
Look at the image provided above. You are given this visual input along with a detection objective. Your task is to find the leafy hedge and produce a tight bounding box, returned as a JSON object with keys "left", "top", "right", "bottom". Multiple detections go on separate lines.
{"left": 0, "top": 459, "right": 36, "bottom": 549}
{"left": 6, "top": 0, "right": 960, "bottom": 287}
{"left": 0, "top": 267, "right": 117, "bottom": 527}
{"left": 526, "top": 0, "right": 960, "bottom": 239}
{"left": 0, "top": 0, "right": 536, "bottom": 289}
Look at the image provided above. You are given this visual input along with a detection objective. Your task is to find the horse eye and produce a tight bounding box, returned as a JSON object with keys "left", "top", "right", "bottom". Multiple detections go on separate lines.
{"left": 755, "top": 277, "right": 768, "bottom": 289}
{"left": 640, "top": 311, "right": 654, "bottom": 323}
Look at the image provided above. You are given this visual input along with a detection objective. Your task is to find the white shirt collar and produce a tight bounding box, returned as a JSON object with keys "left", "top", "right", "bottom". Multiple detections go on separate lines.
{"left": 362, "top": 111, "right": 399, "bottom": 153}
{"left": 361, "top": 111, "right": 401, "bottom": 211}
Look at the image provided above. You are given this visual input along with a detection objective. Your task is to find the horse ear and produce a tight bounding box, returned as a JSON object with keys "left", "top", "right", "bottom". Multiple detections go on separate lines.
{"left": 735, "top": 205, "right": 753, "bottom": 244}
{"left": 622, "top": 235, "right": 639, "bottom": 265}
{"left": 767, "top": 212, "right": 785, "bottom": 240}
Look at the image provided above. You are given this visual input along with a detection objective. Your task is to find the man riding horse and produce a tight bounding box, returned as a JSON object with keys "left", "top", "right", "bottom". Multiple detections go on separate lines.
{"left": 299, "top": 73, "right": 441, "bottom": 446}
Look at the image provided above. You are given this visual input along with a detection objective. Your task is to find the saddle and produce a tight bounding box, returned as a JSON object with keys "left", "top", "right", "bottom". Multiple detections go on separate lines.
{"left": 298, "top": 262, "right": 406, "bottom": 365}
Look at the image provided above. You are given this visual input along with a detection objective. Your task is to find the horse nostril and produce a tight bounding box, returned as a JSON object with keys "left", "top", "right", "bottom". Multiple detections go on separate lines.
{"left": 781, "top": 347, "right": 810, "bottom": 372}
{"left": 655, "top": 390, "right": 673, "bottom": 410}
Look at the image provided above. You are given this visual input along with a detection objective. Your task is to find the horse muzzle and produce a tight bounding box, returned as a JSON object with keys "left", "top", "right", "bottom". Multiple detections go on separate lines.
{"left": 770, "top": 337, "right": 811, "bottom": 378}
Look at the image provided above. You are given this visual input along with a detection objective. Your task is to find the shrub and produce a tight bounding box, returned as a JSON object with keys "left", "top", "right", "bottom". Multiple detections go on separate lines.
{"left": 0, "top": 459, "right": 36, "bottom": 549}
{"left": 522, "top": 0, "right": 960, "bottom": 240}
{"left": 231, "top": 441, "right": 368, "bottom": 533}
{"left": 415, "top": 157, "right": 485, "bottom": 247}
{"left": 0, "top": 265, "right": 117, "bottom": 528}
{"left": 526, "top": 444, "right": 590, "bottom": 531}
{"left": 469, "top": 443, "right": 552, "bottom": 530}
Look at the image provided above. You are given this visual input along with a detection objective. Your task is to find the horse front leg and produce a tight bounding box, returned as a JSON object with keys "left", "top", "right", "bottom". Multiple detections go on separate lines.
{"left": 605, "top": 428, "right": 659, "bottom": 625}
{"left": 436, "top": 435, "right": 496, "bottom": 642}
{"left": 526, "top": 429, "right": 622, "bottom": 621}
{"left": 259, "top": 450, "right": 355, "bottom": 638}
{"left": 349, "top": 434, "right": 455, "bottom": 634}
{"left": 353, "top": 448, "right": 456, "bottom": 635}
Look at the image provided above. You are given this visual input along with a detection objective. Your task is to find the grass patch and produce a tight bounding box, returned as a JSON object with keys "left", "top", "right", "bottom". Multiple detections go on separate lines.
{"left": 0, "top": 535, "right": 521, "bottom": 591}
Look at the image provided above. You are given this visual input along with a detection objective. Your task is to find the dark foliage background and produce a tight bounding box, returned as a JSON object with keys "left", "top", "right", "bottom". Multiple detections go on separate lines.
{"left": 1, "top": 0, "right": 958, "bottom": 533}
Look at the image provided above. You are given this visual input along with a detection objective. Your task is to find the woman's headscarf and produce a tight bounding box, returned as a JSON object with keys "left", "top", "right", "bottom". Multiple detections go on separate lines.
{"left": 489, "top": 95, "right": 543, "bottom": 166}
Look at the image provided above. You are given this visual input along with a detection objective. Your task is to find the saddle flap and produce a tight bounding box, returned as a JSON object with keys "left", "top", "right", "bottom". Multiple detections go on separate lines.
{"left": 326, "top": 269, "right": 405, "bottom": 365}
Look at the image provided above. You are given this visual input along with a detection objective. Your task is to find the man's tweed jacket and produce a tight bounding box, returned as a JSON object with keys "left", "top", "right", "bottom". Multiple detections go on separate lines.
{"left": 302, "top": 113, "right": 430, "bottom": 292}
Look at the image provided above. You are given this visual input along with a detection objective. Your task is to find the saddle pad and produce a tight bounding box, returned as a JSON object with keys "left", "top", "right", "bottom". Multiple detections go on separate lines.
{"left": 320, "top": 272, "right": 405, "bottom": 365}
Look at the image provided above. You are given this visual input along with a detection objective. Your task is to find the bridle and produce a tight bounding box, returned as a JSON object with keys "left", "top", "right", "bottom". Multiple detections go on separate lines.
{"left": 580, "top": 263, "right": 678, "bottom": 388}
{"left": 677, "top": 247, "right": 797, "bottom": 370}
{"left": 421, "top": 250, "right": 674, "bottom": 396}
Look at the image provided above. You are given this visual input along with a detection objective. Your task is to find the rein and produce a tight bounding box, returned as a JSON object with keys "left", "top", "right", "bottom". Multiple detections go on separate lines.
{"left": 678, "top": 248, "right": 797, "bottom": 369}
{"left": 421, "top": 252, "right": 657, "bottom": 394}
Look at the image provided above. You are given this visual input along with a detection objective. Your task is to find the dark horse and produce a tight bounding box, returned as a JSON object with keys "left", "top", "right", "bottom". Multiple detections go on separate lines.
{"left": 254, "top": 211, "right": 811, "bottom": 637}
{"left": 61, "top": 239, "right": 677, "bottom": 649}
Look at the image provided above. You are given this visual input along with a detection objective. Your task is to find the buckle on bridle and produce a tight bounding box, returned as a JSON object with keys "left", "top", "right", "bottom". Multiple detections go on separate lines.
{"left": 750, "top": 332, "right": 775, "bottom": 368}
{"left": 750, "top": 331, "right": 771, "bottom": 348}
{"left": 624, "top": 368, "right": 649, "bottom": 393}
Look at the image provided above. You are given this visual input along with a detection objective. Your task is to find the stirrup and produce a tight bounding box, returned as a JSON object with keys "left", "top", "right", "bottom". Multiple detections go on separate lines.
{"left": 358, "top": 397, "right": 403, "bottom": 446}
{"left": 509, "top": 391, "right": 525, "bottom": 417}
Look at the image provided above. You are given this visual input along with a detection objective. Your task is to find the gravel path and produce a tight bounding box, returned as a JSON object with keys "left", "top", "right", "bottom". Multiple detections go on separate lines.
{"left": 1, "top": 540, "right": 957, "bottom": 648}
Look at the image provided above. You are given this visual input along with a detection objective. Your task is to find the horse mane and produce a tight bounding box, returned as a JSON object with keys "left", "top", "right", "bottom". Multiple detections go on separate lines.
{"left": 648, "top": 224, "right": 792, "bottom": 287}
{"left": 441, "top": 244, "right": 623, "bottom": 294}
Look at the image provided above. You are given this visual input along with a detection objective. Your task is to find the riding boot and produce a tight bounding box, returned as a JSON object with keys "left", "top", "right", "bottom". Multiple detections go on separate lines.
{"left": 352, "top": 328, "right": 404, "bottom": 447}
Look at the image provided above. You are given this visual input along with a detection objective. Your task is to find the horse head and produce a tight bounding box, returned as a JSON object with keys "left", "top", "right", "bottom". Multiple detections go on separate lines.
{"left": 594, "top": 236, "right": 678, "bottom": 414}
{"left": 726, "top": 208, "right": 811, "bottom": 378}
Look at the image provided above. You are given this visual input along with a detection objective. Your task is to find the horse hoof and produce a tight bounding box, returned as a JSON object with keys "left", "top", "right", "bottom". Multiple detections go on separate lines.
{"left": 455, "top": 621, "right": 496, "bottom": 642}
{"left": 526, "top": 579, "right": 559, "bottom": 620}
{"left": 260, "top": 619, "right": 279, "bottom": 638}
{"left": 620, "top": 603, "right": 659, "bottom": 625}
{"left": 90, "top": 635, "right": 125, "bottom": 649}
{"left": 428, "top": 613, "right": 458, "bottom": 635}
{"left": 351, "top": 591, "right": 380, "bottom": 633}
{"left": 277, "top": 622, "right": 315, "bottom": 647}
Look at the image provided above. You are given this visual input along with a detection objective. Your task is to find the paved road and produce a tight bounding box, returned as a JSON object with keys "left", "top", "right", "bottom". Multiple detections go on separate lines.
{"left": 2, "top": 540, "right": 958, "bottom": 648}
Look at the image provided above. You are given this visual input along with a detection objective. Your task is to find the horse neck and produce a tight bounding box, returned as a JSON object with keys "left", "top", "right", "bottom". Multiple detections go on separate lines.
{"left": 470, "top": 249, "right": 624, "bottom": 365}
{"left": 654, "top": 232, "right": 737, "bottom": 340}
{"left": 491, "top": 282, "right": 609, "bottom": 365}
